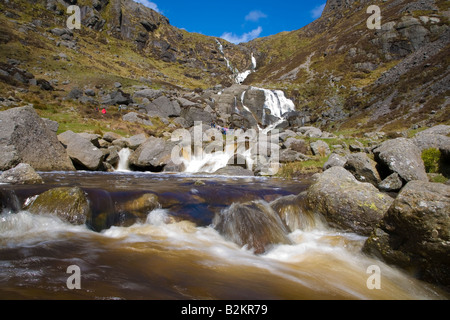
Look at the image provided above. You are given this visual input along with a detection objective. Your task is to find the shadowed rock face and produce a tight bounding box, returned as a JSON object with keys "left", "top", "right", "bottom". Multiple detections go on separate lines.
{"left": 213, "top": 200, "right": 292, "bottom": 254}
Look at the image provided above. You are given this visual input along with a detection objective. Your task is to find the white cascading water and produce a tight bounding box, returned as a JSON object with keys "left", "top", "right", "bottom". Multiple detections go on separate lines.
{"left": 116, "top": 148, "right": 131, "bottom": 172}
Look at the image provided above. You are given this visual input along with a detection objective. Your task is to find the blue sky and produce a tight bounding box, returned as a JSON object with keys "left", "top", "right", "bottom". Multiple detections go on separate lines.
{"left": 134, "top": 0, "right": 327, "bottom": 44}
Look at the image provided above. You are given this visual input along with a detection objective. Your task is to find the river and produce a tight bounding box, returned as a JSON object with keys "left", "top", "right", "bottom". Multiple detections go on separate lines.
{"left": 0, "top": 171, "right": 448, "bottom": 300}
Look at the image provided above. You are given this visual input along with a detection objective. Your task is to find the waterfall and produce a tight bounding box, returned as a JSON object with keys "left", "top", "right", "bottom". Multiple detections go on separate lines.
{"left": 261, "top": 88, "right": 295, "bottom": 119}
{"left": 216, "top": 39, "right": 256, "bottom": 84}
{"left": 116, "top": 148, "right": 131, "bottom": 172}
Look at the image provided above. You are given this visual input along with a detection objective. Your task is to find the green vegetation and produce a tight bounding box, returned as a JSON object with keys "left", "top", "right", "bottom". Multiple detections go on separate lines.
{"left": 422, "top": 148, "right": 442, "bottom": 174}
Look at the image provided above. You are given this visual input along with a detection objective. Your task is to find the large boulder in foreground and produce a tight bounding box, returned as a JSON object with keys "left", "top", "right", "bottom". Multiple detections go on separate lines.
{"left": 373, "top": 138, "right": 428, "bottom": 183}
{"left": 0, "top": 163, "right": 43, "bottom": 185}
{"left": 213, "top": 201, "right": 292, "bottom": 254}
{"left": 363, "top": 181, "right": 450, "bottom": 291}
{"left": 305, "top": 167, "right": 394, "bottom": 236}
{"left": 0, "top": 106, "right": 75, "bottom": 171}
{"left": 27, "top": 187, "right": 91, "bottom": 225}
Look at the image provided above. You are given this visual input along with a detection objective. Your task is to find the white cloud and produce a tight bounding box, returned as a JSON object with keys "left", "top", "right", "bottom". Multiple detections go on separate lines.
{"left": 245, "top": 10, "right": 268, "bottom": 22}
{"left": 221, "top": 27, "right": 263, "bottom": 44}
{"left": 311, "top": 3, "right": 326, "bottom": 19}
{"left": 134, "top": 0, "right": 160, "bottom": 13}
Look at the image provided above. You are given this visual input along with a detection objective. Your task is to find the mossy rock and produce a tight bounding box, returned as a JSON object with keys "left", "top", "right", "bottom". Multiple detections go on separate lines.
{"left": 28, "top": 187, "right": 91, "bottom": 225}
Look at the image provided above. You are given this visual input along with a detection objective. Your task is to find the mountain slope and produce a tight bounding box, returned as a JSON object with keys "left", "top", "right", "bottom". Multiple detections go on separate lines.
{"left": 0, "top": 0, "right": 252, "bottom": 91}
{"left": 244, "top": 0, "right": 450, "bottom": 133}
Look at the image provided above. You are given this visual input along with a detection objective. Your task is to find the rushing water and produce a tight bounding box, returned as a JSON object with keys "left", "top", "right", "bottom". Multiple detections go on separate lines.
{"left": 0, "top": 172, "right": 448, "bottom": 300}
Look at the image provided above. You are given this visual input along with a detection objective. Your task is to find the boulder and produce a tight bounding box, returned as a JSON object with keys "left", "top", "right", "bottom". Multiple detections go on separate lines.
{"left": 284, "top": 137, "right": 309, "bottom": 154}
{"left": 117, "top": 193, "right": 160, "bottom": 221}
{"left": 378, "top": 173, "right": 403, "bottom": 192}
{"left": 113, "top": 133, "right": 147, "bottom": 150}
{"left": 0, "top": 106, "right": 75, "bottom": 171}
{"left": 344, "top": 153, "right": 381, "bottom": 186}
{"left": 299, "top": 127, "right": 322, "bottom": 138}
{"left": 305, "top": 167, "right": 394, "bottom": 236}
{"left": 270, "top": 193, "right": 323, "bottom": 232}
{"left": 323, "top": 153, "right": 347, "bottom": 170}
{"left": 363, "top": 181, "right": 450, "bottom": 291}
{"left": 58, "top": 131, "right": 104, "bottom": 171}
{"left": 27, "top": 187, "right": 91, "bottom": 225}
{"left": 213, "top": 201, "right": 292, "bottom": 254}
{"left": 310, "top": 140, "right": 331, "bottom": 157}
{"left": 129, "top": 137, "right": 176, "bottom": 171}
{"left": 123, "top": 112, "right": 153, "bottom": 126}
{"left": 102, "top": 90, "right": 132, "bottom": 105}
{"left": 413, "top": 133, "right": 450, "bottom": 152}
{"left": 103, "top": 132, "right": 122, "bottom": 143}
{"left": 0, "top": 163, "right": 43, "bottom": 185}
{"left": 373, "top": 138, "right": 428, "bottom": 183}
{"left": 181, "top": 106, "right": 213, "bottom": 127}
{"left": 279, "top": 149, "right": 310, "bottom": 163}
{"left": 213, "top": 166, "right": 255, "bottom": 177}
{"left": 144, "top": 96, "right": 181, "bottom": 118}
{"left": 133, "top": 89, "right": 163, "bottom": 101}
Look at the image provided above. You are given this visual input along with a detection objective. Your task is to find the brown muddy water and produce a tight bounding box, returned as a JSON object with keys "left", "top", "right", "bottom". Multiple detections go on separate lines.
{"left": 0, "top": 172, "right": 448, "bottom": 300}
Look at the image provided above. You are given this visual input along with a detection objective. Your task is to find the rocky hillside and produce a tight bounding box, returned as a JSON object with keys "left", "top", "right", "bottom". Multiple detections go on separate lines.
{"left": 0, "top": 0, "right": 449, "bottom": 136}
{"left": 0, "top": 0, "right": 252, "bottom": 91}
{"left": 244, "top": 0, "right": 450, "bottom": 133}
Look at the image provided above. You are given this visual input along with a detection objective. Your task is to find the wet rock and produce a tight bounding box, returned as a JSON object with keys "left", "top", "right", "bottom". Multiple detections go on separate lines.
{"left": 28, "top": 187, "right": 91, "bottom": 225}
{"left": 306, "top": 167, "right": 394, "bottom": 236}
{"left": 58, "top": 131, "right": 104, "bottom": 171}
{"left": 213, "top": 166, "right": 255, "bottom": 176}
{"left": 213, "top": 201, "right": 292, "bottom": 254}
{"left": 116, "top": 193, "right": 160, "bottom": 223}
{"left": 363, "top": 181, "right": 450, "bottom": 291}
{"left": 373, "top": 138, "right": 428, "bottom": 183}
{"left": 0, "top": 106, "right": 74, "bottom": 171}
{"left": 270, "top": 193, "right": 323, "bottom": 232}
{"left": 344, "top": 153, "right": 381, "bottom": 186}
{"left": 0, "top": 163, "right": 43, "bottom": 185}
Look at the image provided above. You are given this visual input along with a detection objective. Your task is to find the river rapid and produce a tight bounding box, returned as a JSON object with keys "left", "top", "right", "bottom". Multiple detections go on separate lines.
{"left": 0, "top": 171, "right": 448, "bottom": 300}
